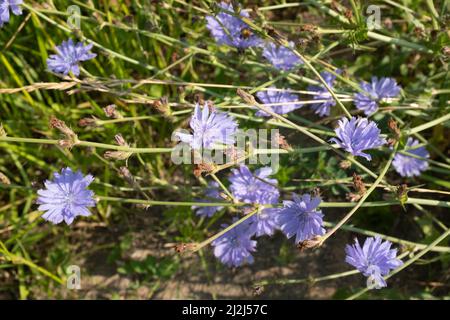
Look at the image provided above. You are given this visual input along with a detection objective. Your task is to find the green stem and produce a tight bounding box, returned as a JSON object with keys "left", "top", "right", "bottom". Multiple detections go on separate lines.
{"left": 0, "top": 136, "right": 173, "bottom": 153}
{"left": 210, "top": 173, "right": 236, "bottom": 203}
{"left": 319, "top": 143, "right": 398, "bottom": 245}
{"left": 97, "top": 196, "right": 245, "bottom": 207}
{"left": 192, "top": 208, "right": 259, "bottom": 253}
{"left": 323, "top": 222, "right": 450, "bottom": 253}
{"left": 256, "top": 270, "right": 359, "bottom": 286}
{"left": 367, "top": 31, "right": 433, "bottom": 54}
{"left": 405, "top": 113, "right": 450, "bottom": 135}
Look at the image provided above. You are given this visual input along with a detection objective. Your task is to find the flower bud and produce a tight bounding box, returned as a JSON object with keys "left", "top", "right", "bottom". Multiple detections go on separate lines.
{"left": 103, "top": 104, "right": 123, "bottom": 119}
{"left": 0, "top": 172, "right": 11, "bottom": 185}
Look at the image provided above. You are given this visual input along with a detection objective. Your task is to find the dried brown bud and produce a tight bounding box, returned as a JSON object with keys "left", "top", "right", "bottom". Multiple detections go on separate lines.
{"left": 57, "top": 139, "right": 75, "bottom": 149}
{"left": 224, "top": 146, "right": 245, "bottom": 163}
{"left": 104, "top": 150, "right": 133, "bottom": 160}
{"left": 346, "top": 192, "right": 362, "bottom": 202}
{"left": 237, "top": 88, "right": 257, "bottom": 105}
{"left": 299, "top": 24, "right": 317, "bottom": 32}
{"left": 78, "top": 117, "right": 97, "bottom": 127}
{"left": 330, "top": 0, "right": 339, "bottom": 11}
{"left": 344, "top": 8, "right": 353, "bottom": 20}
{"left": 297, "top": 236, "right": 322, "bottom": 251}
{"left": 339, "top": 160, "right": 352, "bottom": 169}
{"left": 174, "top": 243, "right": 196, "bottom": 254}
{"left": 275, "top": 133, "right": 292, "bottom": 151}
{"left": 442, "top": 46, "right": 450, "bottom": 57}
{"left": 387, "top": 138, "right": 397, "bottom": 147}
{"left": 193, "top": 162, "right": 216, "bottom": 177}
{"left": 383, "top": 18, "right": 393, "bottom": 29}
{"left": 0, "top": 172, "right": 11, "bottom": 185}
{"left": 152, "top": 96, "right": 172, "bottom": 117}
{"left": 114, "top": 134, "right": 129, "bottom": 147}
{"left": 352, "top": 172, "right": 366, "bottom": 196}
{"left": 50, "top": 116, "right": 75, "bottom": 137}
{"left": 118, "top": 166, "right": 134, "bottom": 183}
{"left": 103, "top": 104, "right": 123, "bottom": 119}
{"left": 104, "top": 134, "right": 132, "bottom": 160}
{"left": 50, "top": 116, "right": 79, "bottom": 148}
{"left": 243, "top": 206, "right": 258, "bottom": 215}
{"left": 413, "top": 27, "right": 426, "bottom": 39}
{"left": 388, "top": 118, "right": 401, "bottom": 137}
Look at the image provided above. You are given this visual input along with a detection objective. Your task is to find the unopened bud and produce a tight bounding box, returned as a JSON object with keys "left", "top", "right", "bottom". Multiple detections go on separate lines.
{"left": 78, "top": 117, "right": 98, "bottom": 127}
{"left": 0, "top": 172, "right": 11, "bottom": 185}
{"left": 339, "top": 160, "right": 352, "bottom": 169}
{"left": 442, "top": 46, "right": 450, "bottom": 57}
{"left": 297, "top": 236, "right": 322, "bottom": 251}
{"left": 104, "top": 150, "right": 133, "bottom": 160}
{"left": 114, "top": 134, "right": 129, "bottom": 147}
{"left": 152, "top": 96, "right": 172, "bottom": 117}
{"left": 237, "top": 88, "right": 256, "bottom": 105}
{"left": 50, "top": 116, "right": 79, "bottom": 148}
{"left": 174, "top": 243, "right": 196, "bottom": 254}
{"left": 275, "top": 133, "right": 292, "bottom": 151}
{"left": 104, "top": 134, "right": 132, "bottom": 160}
{"left": 118, "top": 166, "right": 134, "bottom": 184}
{"left": 193, "top": 162, "right": 216, "bottom": 177}
{"left": 103, "top": 104, "right": 123, "bottom": 119}
{"left": 352, "top": 172, "right": 366, "bottom": 195}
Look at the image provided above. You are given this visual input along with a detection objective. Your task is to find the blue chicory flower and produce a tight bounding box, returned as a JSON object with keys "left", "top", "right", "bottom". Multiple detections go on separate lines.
{"left": 174, "top": 103, "right": 238, "bottom": 150}
{"left": 307, "top": 71, "right": 340, "bottom": 117}
{"left": 262, "top": 41, "right": 303, "bottom": 71}
{"left": 37, "top": 168, "right": 96, "bottom": 225}
{"left": 192, "top": 181, "right": 224, "bottom": 217}
{"left": 46, "top": 39, "right": 96, "bottom": 76}
{"left": 229, "top": 165, "right": 279, "bottom": 205}
{"left": 345, "top": 236, "right": 403, "bottom": 289}
{"left": 330, "top": 117, "right": 386, "bottom": 161}
{"left": 205, "top": 2, "right": 262, "bottom": 48}
{"left": 276, "top": 193, "right": 325, "bottom": 244}
{"left": 212, "top": 218, "right": 257, "bottom": 267}
{"left": 393, "top": 137, "right": 429, "bottom": 177}
{"left": 0, "top": 0, "right": 23, "bottom": 27}
{"left": 255, "top": 88, "right": 301, "bottom": 117}
{"left": 354, "top": 77, "right": 401, "bottom": 116}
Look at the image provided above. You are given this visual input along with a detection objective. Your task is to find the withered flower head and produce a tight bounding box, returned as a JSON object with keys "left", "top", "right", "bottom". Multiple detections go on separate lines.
{"left": 104, "top": 134, "right": 133, "bottom": 160}
{"left": 339, "top": 160, "right": 352, "bottom": 169}
{"left": 297, "top": 236, "right": 322, "bottom": 251}
{"left": 78, "top": 117, "right": 97, "bottom": 127}
{"left": 50, "top": 116, "right": 79, "bottom": 148}
{"left": 193, "top": 162, "right": 216, "bottom": 177}
{"left": 103, "top": 104, "right": 123, "bottom": 119}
